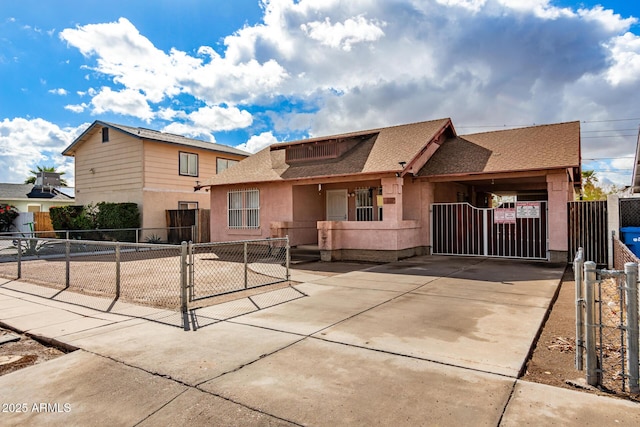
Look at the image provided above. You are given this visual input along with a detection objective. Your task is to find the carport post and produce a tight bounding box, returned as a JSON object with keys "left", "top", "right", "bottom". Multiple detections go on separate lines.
{"left": 624, "top": 262, "right": 639, "bottom": 393}
{"left": 584, "top": 261, "right": 599, "bottom": 386}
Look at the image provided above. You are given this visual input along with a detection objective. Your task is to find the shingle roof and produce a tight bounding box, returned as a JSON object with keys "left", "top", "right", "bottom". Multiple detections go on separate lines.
{"left": 418, "top": 121, "right": 580, "bottom": 177}
{"left": 62, "top": 121, "right": 250, "bottom": 157}
{"left": 202, "top": 118, "right": 452, "bottom": 186}
{"left": 0, "top": 184, "right": 75, "bottom": 201}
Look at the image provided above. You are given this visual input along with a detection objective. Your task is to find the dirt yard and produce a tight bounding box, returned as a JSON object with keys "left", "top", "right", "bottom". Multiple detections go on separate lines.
{"left": 0, "top": 328, "right": 66, "bottom": 377}
{"left": 523, "top": 267, "right": 640, "bottom": 402}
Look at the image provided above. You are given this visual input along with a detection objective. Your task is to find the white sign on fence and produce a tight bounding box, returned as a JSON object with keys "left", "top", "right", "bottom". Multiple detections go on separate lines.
{"left": 516, "top": 202, "right": 540, "bottom": 219}
{"left": 494, "top": 208, "right": 516, "bottom": 224}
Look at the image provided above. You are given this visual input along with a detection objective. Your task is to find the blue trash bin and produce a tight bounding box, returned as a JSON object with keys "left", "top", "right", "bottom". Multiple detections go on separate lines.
{"left": 620, "top": 227, "right": 640, "bottom": 258}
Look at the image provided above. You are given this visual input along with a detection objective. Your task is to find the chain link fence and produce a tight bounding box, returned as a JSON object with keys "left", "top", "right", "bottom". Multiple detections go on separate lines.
{"left": 189, "top": 239, "right": 289, "bottom": 304}
{"left": 577, "top": 256, "right": 640, "bottom": 395}
{"left": 0, "top": 236, "right": 291, "bottom": 329}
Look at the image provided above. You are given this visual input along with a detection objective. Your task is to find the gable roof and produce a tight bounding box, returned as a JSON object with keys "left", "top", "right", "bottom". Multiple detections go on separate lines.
{"left": 202, "top": 118, "right": 452, "bottom": 186}
{"left": 62, "top": 121, "right": 250, "bottom": 157}
{"left": 418, "top": 121, "right": 581, "bottom": 178}
{"left": 0, "top": 184, "right": 75, "bottom": 201}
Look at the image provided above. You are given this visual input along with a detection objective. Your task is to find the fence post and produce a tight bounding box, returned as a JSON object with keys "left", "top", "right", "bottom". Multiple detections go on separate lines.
{"left": 16, "top": 238, "right": 21, "bottom": 279}
{"left": 575, "top": 247, "right": 584, "bottom": 370}
{"left": 115, "top": 243, "right": 121, "bottom": 299}
{"left": 180, "top": 241, "right": 190, "bottom": 331}
{"left": 624, "top": 262, "right": 640, "bottom": 393}
{"left": 65, "top": 239, "right": 70, "bottom": 288}
{"left": 244, "top": 241, "right": 248, "bottom": 289}
{"left": 285, "top": 236, "right": 290, "bottom": 282}
{"left": 584, "top": 261, "right": 599, "bottom": 386}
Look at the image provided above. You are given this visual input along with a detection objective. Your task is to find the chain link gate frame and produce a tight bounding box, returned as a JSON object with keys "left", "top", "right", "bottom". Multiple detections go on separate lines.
{"left": 577, "top": 257, "right": 640, "bottom": 394}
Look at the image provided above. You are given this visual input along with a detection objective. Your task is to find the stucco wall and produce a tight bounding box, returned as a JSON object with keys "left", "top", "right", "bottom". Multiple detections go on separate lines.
{"left": 209, "top": 182, "right": 293, "bottom": 242}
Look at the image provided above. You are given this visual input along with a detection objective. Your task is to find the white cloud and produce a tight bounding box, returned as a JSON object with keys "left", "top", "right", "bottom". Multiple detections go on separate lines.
{"left": 64, "top": 103, "right": 88, "bottom": 113}
{"left": 49, "top": 1, "right": 640, "bottom": 185}
{"left": 0, "top": 118, "right": 85, "bottom": 185}
{"left": 301, "top": 16, "right": 385, "bottom": 51}
{"left": 48, "top": 88, "right": 68, "bottom": 96}
{"left": 90, "top": 87, "right": 154, "bottom": 121}
{"left": 605, "top": 32, "right": 640, "bottom": 86}
{"left": 187, "top": 106, "right": 253, "bottom": 132}
{"left": 236, "top": 131, "right": 279, "bottom": 153}
{"left": 161, "top": 122, "right": 216, "bottom": 142}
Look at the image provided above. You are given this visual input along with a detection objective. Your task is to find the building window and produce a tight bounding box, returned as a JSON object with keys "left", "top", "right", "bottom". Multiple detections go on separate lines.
{"left": 356, "top": 188, "right": 374, "bottom": 221}
{"left": 355, "top": 187, "right": 383, "bottom": 221}
{"left": 179, "top": 152, "right": 198, "bottom": 177}
{"left": 228, "top": 189, "right": 260, "bottom": 229}
{"left": 178, "top": 201, "right": 198, "bottom": 210}
{"left": 217, "top": 158, "right": 239, "bottom": 173}
{"left": 102, "top": 127, "right": 109, "bottom": 143}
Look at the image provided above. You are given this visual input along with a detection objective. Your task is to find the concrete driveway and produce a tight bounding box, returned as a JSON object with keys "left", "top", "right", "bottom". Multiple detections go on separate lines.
{"left": 1, "top": 256, "right": 639, "bottom": 426}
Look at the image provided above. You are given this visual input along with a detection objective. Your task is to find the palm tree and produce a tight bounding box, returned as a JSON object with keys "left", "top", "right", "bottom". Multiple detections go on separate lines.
{"left": 24, "top": 165, "right": 68, "bottom": 187}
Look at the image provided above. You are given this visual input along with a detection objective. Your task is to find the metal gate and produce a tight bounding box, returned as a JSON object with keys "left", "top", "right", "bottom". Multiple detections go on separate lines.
{"left": 431, "top": 202, "right": 548, "bottom": 259}
{"left": 568, "top": 201, "right": 607, "bottom": 265}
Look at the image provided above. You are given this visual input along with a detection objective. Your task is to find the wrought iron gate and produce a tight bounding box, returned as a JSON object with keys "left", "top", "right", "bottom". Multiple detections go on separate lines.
{"left": 431, "top": 202, "right": 548, "bottom": 260}
{"left": 568, "top": 200, "right": 607, "bottom": 265}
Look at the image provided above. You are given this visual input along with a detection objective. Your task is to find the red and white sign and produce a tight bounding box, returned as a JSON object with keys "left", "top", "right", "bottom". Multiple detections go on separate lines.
{"left": 516, "top": 202, "right": 541, "bottom": 219}
{"left": 494, "top": 208, "right": 516, "bottom": 224}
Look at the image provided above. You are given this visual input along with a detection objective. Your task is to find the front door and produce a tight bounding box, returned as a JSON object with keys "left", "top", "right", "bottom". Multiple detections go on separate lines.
{"left": 326, "top": 189, "right": 348, "bottom": 221}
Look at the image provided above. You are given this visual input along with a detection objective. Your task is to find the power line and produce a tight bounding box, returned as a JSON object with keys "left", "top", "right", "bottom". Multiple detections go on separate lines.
{"left": 582, "top": 134, "right": 636, "bottom": 138}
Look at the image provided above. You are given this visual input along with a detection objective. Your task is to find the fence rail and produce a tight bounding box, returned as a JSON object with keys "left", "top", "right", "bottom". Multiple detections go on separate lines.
{"left": 0, "top": 236, "right": 290, "bottom": 330}
{"left": 0, "top": 226, "right": 196, "bottom": 245}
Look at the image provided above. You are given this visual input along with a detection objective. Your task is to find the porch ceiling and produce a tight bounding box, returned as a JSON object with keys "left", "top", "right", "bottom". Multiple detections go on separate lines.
{"left": 444, "top": 175, "right": 548, "bottom": 195}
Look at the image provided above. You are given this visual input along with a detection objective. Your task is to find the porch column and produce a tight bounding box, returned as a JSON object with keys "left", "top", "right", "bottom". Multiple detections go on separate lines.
{"left": 381, "top": 177, "right": 404, "bottom": 223}
{"left": 547, "top": 172, "right": 571, "bottom": 262}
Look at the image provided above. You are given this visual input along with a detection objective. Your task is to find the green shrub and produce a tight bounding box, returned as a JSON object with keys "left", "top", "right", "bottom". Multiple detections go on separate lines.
{"left": 49, "top": 203, "right": 140, "bottom": 241}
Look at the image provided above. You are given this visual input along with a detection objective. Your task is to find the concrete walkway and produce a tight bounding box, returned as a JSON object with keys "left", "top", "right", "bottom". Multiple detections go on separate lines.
{"left": 1, "top": 256, "right": 639, "bottom": 426}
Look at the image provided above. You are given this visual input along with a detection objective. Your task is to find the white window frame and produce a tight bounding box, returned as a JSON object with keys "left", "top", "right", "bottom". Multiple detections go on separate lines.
{"left": 228, "top": 189, "right": 260, "bottom": 229}
{"left": 179, "top": 152, "right": 198, "bottom": 177}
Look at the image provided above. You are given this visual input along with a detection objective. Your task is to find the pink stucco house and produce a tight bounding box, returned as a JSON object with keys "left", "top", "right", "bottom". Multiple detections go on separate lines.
{"left": 199, "top": 118, "right": 580, "bottom": 263}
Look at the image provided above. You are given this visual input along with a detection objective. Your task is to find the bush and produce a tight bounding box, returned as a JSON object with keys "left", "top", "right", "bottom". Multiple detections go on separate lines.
{"left": 49, "top": 203, "right": 141, "bottom": 241}
{"left": 95, "top": 202, "right": 140, "bottom": 242}
{"left": 0, "top": 204, "right": 19, "bottom": 232}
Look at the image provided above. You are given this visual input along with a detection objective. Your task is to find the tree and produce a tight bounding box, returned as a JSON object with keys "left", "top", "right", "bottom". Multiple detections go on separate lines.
{"left": 581, "top": 170, "right": 614, "bottom": 201}
{"left": 24, "top": 165, "right": 68, "bottom": 187}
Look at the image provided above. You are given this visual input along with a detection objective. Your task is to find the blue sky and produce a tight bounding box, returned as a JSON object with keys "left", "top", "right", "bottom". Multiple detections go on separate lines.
{"left": 1, "top": 0, "right": 639, "bottom": 188}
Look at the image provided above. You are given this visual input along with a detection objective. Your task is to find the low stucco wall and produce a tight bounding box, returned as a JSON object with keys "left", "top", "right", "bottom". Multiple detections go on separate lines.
{"left": 270, "top": 221, "right": 318, "bottom": 246}
{"left": 318, "top": 220, "right": 425, "bottom": 261}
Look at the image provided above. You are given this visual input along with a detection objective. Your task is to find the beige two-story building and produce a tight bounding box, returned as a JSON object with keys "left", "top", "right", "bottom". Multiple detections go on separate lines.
{"left": 63, "top": 121, "right": 249, "bottom": 237}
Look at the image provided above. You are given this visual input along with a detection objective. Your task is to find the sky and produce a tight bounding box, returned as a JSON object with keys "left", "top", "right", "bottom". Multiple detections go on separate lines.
{"left": 1, "top": 0, "right": 639, "bottom": 189}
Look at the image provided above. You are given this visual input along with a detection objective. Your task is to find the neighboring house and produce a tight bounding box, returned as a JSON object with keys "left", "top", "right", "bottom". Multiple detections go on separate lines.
{"left": 62, "top": 121, "right": 249, "bottom": 234}
{"left": 0, "top": 183, "right": 75, "bottom": 212}
{"left": 201, "top": 118, "right": 581, "bottom": 263}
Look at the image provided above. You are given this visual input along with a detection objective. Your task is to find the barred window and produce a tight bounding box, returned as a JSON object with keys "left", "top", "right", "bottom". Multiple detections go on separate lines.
{"left": 356, "top": 187, "right": 383, "bottom": 221}
{"left": 228, "top": 189, "right": 260, "bottom": 229}
{"left": 356, "top": 188, "right": 374, "bottom": 221}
